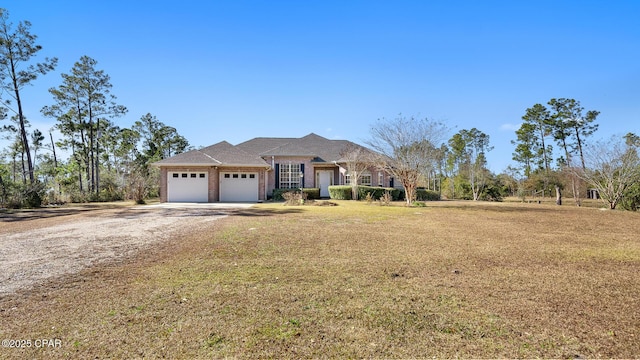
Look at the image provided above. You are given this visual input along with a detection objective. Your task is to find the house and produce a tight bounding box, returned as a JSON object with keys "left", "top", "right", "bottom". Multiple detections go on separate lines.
{"left": 153, "top": 133, "right": 393, "bottom": 202}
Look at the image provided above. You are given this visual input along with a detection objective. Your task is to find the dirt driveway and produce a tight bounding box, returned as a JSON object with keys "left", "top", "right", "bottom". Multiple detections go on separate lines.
{"left": 0, "top": 203, "right": 253, "bottom": 298}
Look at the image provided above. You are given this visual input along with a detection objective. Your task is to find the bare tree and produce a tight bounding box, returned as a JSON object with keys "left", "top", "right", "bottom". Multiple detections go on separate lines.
{"left": 367, "top": 115, "right": 448, "bottom": 205}
{"left": 576, "top": 134, "right": 640, "bottom": 210}
{"left": 339, "top": 143, "right": 373, "bottom": 200}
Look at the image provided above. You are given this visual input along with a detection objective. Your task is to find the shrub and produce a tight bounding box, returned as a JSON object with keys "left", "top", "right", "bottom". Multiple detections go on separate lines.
{"left": 327, "top": 185, "right": 406, "bottom": 201}
{"left": 480, "top": 184, "right": 503, "bottom": 202}
{"left": 328, "top": 186, "right": 352, "bottom": 200}
{"left": 620, "top": 183, "right": 640, "bottom": 211}
{"left": 272, "top": 188, "right": 320, "bottom": 201}
{"left": 416, "top": 188, "right": 440, "bottom": 201}
{"left": 380, "top": 191, "right": 393, "bottom": 206}
{"left": 365, "top": 192, "right": 374, "bottom": 204}
{"left": 356, "top": 186, "right": 404, "bottom": 201}
{"left": 282, "top": 191, "right": 307, "bottom": 206}
{"left": 302, "top": 188, "right": 320, "bottom": 200}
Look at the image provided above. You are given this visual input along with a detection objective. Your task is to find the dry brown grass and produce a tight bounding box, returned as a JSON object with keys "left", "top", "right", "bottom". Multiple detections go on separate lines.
{"left": 1, "top": 200, "right": 639, "bottom": 359}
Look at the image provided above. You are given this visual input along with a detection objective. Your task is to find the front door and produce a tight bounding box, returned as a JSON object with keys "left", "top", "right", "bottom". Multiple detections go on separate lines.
{"left": 317, "top": 170, "right": 333, "bottom": 197}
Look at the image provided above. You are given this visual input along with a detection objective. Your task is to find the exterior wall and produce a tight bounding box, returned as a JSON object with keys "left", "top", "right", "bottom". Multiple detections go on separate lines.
{"left": 266, "top": 156, "right": 315, "bottom": 196}
{"left": 338, "top": 165, "right": 390, "bottom": 187}
{"left": 160, "top": 167, "right": 168, "bottom": 202}
{"left": 208, "top": 167, "right": 219, "bottom": 202}
{"left": 265, "top": 157, "right": 396, "bottom": 197}
{"left": 159, "top": 162, "right": 393, "bottom": 202}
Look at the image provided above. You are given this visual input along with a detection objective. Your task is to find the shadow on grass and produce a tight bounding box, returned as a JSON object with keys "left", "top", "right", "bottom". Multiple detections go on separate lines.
{"left": 0, "top": 206, "right": 123, "bottom": 222}
{"left": 109, "top": 207, "right": 305, "bottom": 219}
{"left": 0, "top": 205, "right": 305, "bottom": 222}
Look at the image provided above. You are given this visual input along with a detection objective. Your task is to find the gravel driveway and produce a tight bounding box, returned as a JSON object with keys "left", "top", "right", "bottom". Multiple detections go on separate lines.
{"left": 0, "top": 203, "right": 252, "bottom": 298}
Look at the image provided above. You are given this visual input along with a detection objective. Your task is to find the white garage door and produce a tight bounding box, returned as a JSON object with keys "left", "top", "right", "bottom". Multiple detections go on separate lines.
{"left": 220, "top": 172, "right": 259, "bottom": 202}
{"left": 168, "top": 172, "right": 208, "bottom": 202}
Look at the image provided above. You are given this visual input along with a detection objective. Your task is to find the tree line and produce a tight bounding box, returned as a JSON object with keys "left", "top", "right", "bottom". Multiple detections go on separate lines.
{"left": 363, "top": 110, "right": 638, "bottom": 210}
{"left": 0, "top": 8, "right": 189, "bottom": 207}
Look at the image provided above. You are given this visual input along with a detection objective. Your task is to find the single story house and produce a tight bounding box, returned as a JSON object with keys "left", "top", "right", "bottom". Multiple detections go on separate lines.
{"left": 153, "top": 133, "right": 393, "bottom": 202}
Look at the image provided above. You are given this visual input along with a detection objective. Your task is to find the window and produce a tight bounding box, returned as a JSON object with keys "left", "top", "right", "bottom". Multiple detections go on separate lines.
{"left": 241, "top": 174, "right": 247, "bottom": 179}
{"left": 224, "top": 173, "right": 230, "bottom": 178}
{"left": 199, "top": 173, "right": 205, "bottom": 178}
{"left": 249, "top": 174, "right": 255, "bottom": 179}
{"left": 345, "top": 171, "right": 371, "bottom": 185}
{"left": 190, "top": 173, "right": 196, "bottom": 178}
{"left": 279, "top": 163, "right": 301, "bottom": 188}
{"left": 172, "top": 173, "right": 179, "bottom": 178}
{"left": 181, "top": 173, "right": 187, "bottom": 178}
{"left": 378, "top": 172, "right": 384, "bottom": 186}
{"left": 233, "top": 174, "right": 239, "bottom": 178}
{"left": 360, "top": 172, "right": 372, "bottom": 186}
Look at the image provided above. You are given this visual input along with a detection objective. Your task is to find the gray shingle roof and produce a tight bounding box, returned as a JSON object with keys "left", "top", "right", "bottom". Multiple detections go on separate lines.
{"left": 237, "top": 133, "right": 368, "bottom": 163}
{"left": 154, "top": 141, "right": 269, "bottom": 166}
{"left": 155, "top": 133, "right": 374, "bottom": 167}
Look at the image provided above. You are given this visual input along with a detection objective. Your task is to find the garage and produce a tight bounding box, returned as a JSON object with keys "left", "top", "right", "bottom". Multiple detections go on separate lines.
{"left": 220, "top": 172, "right": 259, "bottom": 202}
{"left": 167, "top": 172, "right": 208, "bottom": 202}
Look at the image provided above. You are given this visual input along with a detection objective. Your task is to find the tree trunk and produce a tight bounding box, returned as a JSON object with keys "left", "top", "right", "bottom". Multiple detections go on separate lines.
{"left": 21, "top": 149, "right": 26, "bottom": 184}
{"left": 555, "top": 185, "right": 562, "bottom": 205}
{"left": 11, "top": 59, "right": 35, "bottom": 184}
{"left": 49, "top": 132, "right": 61, "bottom": 195}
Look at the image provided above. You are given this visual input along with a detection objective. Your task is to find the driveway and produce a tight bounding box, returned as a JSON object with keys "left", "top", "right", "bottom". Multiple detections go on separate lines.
{"left": 133, "top": 202, "right": 255, "bottom": 209}
{"left": 0, "top": 203, "right": 253, "bottom": 298}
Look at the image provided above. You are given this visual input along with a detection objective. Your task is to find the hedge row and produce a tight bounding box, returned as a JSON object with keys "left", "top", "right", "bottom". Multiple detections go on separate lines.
{"left": 327, "top": 186, "right": 440, "bottom": 201}
{"left": 271, "top": 188, "right": 320, "bottom": 201}
{"left": 328, "top": 185, "right": 405, "bottom": 201}
{"left": 272, "top": 186, "right": 440, "bottom": 202}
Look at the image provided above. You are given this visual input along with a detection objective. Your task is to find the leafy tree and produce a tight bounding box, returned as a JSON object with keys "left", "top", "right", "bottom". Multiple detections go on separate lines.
{"left": 512, "top": 104, "right": 555, "bottom": 196}
{"left": 31, "top": 128, "right": 44, "bottom": 171}
{"left": 448, "top": 128, "right": 493, "bottom": 201}
{"left": 0, "top": 8, "right": 57, "bottom": 184}
{"left": 512, "top": 122, "right": 537, "bottom": 177}
{"left": 133, "top": 113, "right": 188, "bottom": 164}
{"left": 42, "top": 55, "right": 127, "bottom": 196}
{"left": 548, "top": 98, "right": 599, "bottom": 205}
{"left": 548, "top": 98, "right": 599, "bottom": 170}
{"left": 367, "top": 115, "right": 448, "bottom": 205}
{"left": 524, "top": 104, "right": 553, "bottom": 172}
{"left": 131, "top": 113, "right": 189, "bottom": 200}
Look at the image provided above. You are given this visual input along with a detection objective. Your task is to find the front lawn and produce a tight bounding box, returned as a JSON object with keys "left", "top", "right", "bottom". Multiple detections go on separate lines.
{"left": 1, "top": 201, "right": 639, "bottom": 358}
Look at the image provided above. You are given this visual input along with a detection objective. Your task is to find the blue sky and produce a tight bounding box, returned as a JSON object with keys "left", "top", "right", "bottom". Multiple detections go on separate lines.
{"left": 4, "top": 0, "right": 639, "bottom": 172}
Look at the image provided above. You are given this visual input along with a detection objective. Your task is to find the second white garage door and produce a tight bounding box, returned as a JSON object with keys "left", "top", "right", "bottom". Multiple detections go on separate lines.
{"left": 219, "top": 172, "right": 259, "bottom": 202}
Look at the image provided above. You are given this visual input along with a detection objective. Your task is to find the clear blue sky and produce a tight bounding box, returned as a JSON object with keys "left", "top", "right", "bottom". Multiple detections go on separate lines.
{"left": 5, "top": 0, "right": 640, "bottom": 172}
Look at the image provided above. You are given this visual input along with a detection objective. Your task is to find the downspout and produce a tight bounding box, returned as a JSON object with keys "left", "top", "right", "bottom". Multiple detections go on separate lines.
{"left": 270, "top": 156, "right": 275, "bottom": 199}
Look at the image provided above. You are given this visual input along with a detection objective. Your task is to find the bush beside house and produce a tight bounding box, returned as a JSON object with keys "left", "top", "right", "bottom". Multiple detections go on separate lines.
{"left": 272, "top": 188, "right": 320, "bottom": 201}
